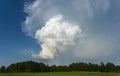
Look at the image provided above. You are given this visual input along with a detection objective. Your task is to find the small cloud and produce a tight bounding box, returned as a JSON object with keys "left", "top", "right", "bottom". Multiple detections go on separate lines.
{"left": 20, "top": 49, "right": 34, "bottom": 56}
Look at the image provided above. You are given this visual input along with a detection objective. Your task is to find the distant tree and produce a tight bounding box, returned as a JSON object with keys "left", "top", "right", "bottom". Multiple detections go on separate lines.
{"left": 7, "top": 61, "right": 47, "bottom": 72}
{"left": 0, "top": 66, "right": 6, "bottom": 72}
{"left": 69, "top": 63, "right": 79, "bottom": 71}
{"left": 88, "top": 63, "right": 94, "bottom": 71}
{"left": 100, "top": 62, "right": 107, "bottom": 72}
{"left": 88, "top": 63, "right": 100, "bottom": 72}
{"left": 106, "top": 62, "right": 115, "bottom": 72}
{"left": 39, "top": 62, "right": 46, "bottom": 72}
{"left": 0, "top": 60, "right": 120, "bottom": 73}
{"left": 93, "top": 64, "right": 101, "bottom": 72}
{"left": 115, "top": 66, "right": 120, "bottom": 72}
{"left": 50, "top": 65, "right": 57, "bottom": 72}
{"left": 69, "top": 62, "right": 89, "bottom": 71}
{"left": 57, "top": 66, "right": 68, "bottom": 72}
{"left": 78, "top": 62, "right": 88, "bottom": 71}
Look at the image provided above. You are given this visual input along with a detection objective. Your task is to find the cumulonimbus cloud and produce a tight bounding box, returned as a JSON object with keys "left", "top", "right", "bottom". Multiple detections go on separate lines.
{"left": 33, "top": 15, "right": 82, "bottom": 59}
{"left": 22, "top": 0, "right": 120, "bottom": 64}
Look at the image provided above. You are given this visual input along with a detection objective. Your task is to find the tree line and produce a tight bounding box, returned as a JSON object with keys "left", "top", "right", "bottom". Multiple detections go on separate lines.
{"left": 0, "top": 61, "right": 120, "bottom": 72}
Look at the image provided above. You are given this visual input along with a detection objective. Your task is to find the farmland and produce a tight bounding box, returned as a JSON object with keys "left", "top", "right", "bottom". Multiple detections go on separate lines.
{"left": 0, "top": 72, "right": 120, "bottom": 76}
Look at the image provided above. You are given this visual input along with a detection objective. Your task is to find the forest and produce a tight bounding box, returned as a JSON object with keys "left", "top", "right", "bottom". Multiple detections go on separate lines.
{"left": 0, "top": 61, "right": 120, "bottom": 73}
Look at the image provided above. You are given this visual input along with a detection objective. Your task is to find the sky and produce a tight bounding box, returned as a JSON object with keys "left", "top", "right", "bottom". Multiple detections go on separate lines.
{"left": 0, "top": 0, "right": 40, "bottom": 66}
{"left": 0, "top": 0, "right": 120, "bottom": 66}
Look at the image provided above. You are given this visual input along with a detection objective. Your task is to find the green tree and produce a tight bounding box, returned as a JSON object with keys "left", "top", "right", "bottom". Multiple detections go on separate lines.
{"left": 0, "top": 66, "right": 6, "bottom": 72}
{"left": 115, "top": 66, "right": 120, "bottom": 72}
{"left": 106, "top": 62, "right": 115, "bottom": 72}
{"left": 100, "top": 62, "right": 107, "bottom": 72}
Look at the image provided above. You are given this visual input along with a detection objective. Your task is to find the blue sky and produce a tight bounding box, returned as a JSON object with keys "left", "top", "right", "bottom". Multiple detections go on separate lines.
{"left": 0, "top": 0, "right": 40, "bottom": 66}
{"left": 0, "top": 0, "right": 120, "bottom": 66}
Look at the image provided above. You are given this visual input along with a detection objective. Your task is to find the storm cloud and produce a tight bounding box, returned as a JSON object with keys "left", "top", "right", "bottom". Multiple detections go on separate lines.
{"left": 23, "top": 0, "right": 120, "bottom": 64}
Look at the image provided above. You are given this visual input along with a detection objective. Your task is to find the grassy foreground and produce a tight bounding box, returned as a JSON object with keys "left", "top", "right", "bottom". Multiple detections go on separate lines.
{"left": 0, "top": 72, "right": 120, "bottom": 76}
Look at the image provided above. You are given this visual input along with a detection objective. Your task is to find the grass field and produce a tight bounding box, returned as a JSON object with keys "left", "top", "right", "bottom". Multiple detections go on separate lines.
{"left": 0, "top": 72, "right": 120, "bottom": 76}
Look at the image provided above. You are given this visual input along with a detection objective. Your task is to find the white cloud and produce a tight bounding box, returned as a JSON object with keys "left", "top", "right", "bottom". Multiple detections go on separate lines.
{"left": 34, "top": 15, "right": 82, "bottom": 59}
{"left": 22, "top": 0, "right": 120, "bottom": 64}
{"left": 20, "top": 49, "right": 34, "bottom": 55}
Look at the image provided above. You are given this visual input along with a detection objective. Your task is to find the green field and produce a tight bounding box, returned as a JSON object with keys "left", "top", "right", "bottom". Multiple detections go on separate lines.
{"left": 0, "top": 72, "right": 120, "bottom": 76}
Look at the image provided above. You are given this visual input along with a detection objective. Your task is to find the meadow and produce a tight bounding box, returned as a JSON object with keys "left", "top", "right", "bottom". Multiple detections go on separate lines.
{"left": 0, "top": 72, "right": 120, "bottom": 76}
